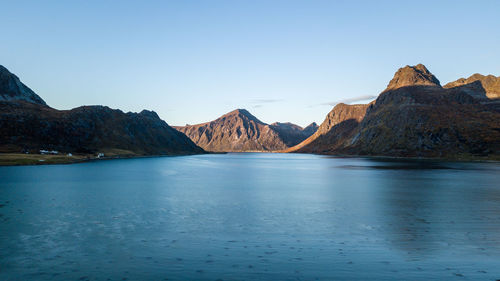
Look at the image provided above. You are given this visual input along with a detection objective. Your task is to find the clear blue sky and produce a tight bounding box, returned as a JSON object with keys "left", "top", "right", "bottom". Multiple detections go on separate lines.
{"left": 1, "top": 0, "right": 499, "bottom": 127}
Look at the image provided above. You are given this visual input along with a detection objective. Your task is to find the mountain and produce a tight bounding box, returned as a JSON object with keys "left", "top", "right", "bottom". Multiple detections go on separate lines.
{"left": 0, "top": 65, "right": 204, "bottom": 156}
{"left": 444, "top": 73, "right": 500, "bottom": 100}
{"left": 269, "top": 122, "right": 319, "bottom": 147}
{"left": 347, "top": 85, "right": 499, "bottom": 158}
{"left": 303, "top": 122, "right": 319, "bottom": 136}
{"left": 0, "top": 65, "right": 46, "bottom": 105}
{"left": 289, "top": 64, "right": 500, "bottom": 159}
{"left": 385, "top": 64, "right": 441, "bottom": 91}
{"left": 174, "top": 109, "right": 318, "bottom": 152}
{"left": 286, "top": 103, "right": 369, "bottom": 153}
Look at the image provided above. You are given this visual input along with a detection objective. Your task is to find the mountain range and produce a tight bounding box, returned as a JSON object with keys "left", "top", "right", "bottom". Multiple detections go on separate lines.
{"left": 287, "top": 64, "right": 500, "bottom": 159}
{"left": 0, "top": 65, "right": 204, "bottom": 156}
{"left": 1, "top": 63, "right": 499, "bottom": 160}
{"left": 174, "top": 110, "right": 318, "bottom": 152}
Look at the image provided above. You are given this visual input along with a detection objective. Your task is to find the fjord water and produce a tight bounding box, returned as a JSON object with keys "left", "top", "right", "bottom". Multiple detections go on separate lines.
{"left": 1, "top": 154, "right": 500, "bottom": 280}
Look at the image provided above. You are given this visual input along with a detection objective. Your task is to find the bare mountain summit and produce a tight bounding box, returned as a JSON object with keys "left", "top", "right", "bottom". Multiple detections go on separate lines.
{"left": 175, "top": 109, "right": 318, "bottom": 152}
{"left": 385, "top": 64, "right": 441, "bottom": 91}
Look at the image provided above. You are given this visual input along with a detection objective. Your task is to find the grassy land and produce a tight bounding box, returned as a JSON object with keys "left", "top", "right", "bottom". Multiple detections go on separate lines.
{"left": 0, "top": 153, "right": 91, "bottom": 166}
{"left": 0, "top": 148, "right": 147, "bottom": 166}
{"left": 0, "top": 149, "right": 191, "bottom": 166}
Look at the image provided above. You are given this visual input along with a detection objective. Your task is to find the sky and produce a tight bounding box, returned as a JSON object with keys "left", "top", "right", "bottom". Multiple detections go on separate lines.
{"left": 1, "top": 0, "right": 499, "bottom": 127}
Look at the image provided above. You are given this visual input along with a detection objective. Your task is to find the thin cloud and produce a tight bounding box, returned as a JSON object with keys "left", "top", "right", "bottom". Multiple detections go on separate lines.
{"left": 316, "top": 95, "right": 377, "bottom": 107}
{"left": 249, "top": 98, "right": 284, "bottom": 109}
{"left": 250, "top": 98, "right": 284, "bottom": 104}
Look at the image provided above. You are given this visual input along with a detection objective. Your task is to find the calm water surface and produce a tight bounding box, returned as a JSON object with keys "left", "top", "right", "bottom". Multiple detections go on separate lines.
{"left": 1, "top": 153, "right": 500, "bottom": 280}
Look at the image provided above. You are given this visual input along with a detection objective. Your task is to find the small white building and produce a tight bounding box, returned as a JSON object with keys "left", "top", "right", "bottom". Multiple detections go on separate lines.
{"left": 97, "top": 153, "right": 105, "bottom": 158}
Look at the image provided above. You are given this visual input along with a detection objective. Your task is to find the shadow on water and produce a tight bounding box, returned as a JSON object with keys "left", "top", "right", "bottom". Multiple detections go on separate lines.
{"left": 356, "top": 158, "right": 500, "bottom": 258}
{"left": 333, "top": 157, "right": 497, "bottom": 171}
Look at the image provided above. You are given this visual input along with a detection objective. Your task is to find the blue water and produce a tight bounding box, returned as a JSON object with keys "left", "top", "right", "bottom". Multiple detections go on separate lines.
{"left": 1, "top": 153, "right": 500, "bottom": 280}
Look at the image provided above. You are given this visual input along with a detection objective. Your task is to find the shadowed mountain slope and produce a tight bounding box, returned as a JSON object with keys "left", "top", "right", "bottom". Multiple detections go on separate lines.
{"left": 270, "top": 122, "right": 319, "bottom": 147}
{"left": 0, "top": 65, "right": 204, "bottom": 156}
{"left": 289, "top": 64, "right": 500, "bottom": 159}
{"left": 286, "top": 103, "right": 369, "bottom": 153}
{"left": 347, "top": 85, "right": 499, "bottom": 158}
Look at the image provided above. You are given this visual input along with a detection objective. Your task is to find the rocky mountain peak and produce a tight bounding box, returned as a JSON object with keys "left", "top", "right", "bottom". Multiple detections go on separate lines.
{"left": 223, "top": 108, "right": 264, "bottom": 124}
{"left": 385, "top": 64, "right": 441, "bottom": 91}
{"left": 0, "top": 65, "right": 47, "bottom": 105}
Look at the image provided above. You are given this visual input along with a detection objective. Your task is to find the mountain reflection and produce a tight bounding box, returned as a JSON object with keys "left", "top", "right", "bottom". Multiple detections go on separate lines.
{"left": 364, "top": 159, "right": 500, "bottom": 257}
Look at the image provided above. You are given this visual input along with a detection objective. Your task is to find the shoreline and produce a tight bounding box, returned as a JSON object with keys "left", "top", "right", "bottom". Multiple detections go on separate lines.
{"left": 0, "top": 152, "right": 210, "bottom": 167}
{"left": 1, "top": 151, "right": 498, "bottom": 166}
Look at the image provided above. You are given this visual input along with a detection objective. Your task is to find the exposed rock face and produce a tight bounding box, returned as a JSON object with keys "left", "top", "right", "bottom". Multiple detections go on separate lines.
{"left": 444, "top": 73, "right": 500, "bottom": 100}
{"left": 0, "top": 66, "right": 204, "bottom": 155}
{"left": 0, "top": 65, "right": 47, "bottom": 105}
{"left": 290, "top": 64, "right": 500, "bottom": 159}
{"left": 175, "top": 109, "right": 318, "bottom": 152}
{"left": 385, "top": 64, "right": 441, "bottom": 91}
{"left": 286, "top": 103, "right": 369, "bottom": 153}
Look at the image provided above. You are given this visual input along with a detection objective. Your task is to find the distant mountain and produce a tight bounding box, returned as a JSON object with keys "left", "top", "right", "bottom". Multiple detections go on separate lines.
{"left": 289, "top": 64, "right": 500, "bottom": 159}
{"left": 444, "top": 73, "right": 500, "bottom": 100}
{"left": 0, "top": 65, "right": 46, "bottom": 105}
{"left": 302, "top": 122, "right": 319, "bottom": 136}
{"left": 0, "top": 65, "right": 204, "bottom": 156}
{"left": 174, "top": 109, "right": 318, "bottom": 152}
{"left": 269, "top": 122, "right": 318, "bottom": 147}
